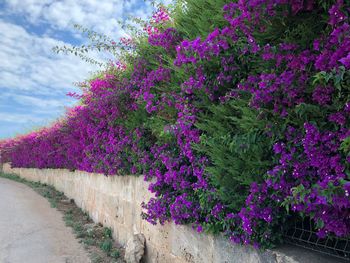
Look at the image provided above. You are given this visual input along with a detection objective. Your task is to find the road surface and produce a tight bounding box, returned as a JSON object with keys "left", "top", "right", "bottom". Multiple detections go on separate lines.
{"left": 0, "top": 177, "right": 90, "bottom": 263}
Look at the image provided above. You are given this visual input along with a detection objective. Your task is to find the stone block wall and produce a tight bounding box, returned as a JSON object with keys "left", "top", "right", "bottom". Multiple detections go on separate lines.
{"left": 2, "top": 163, "right": 344, "bottom": 263}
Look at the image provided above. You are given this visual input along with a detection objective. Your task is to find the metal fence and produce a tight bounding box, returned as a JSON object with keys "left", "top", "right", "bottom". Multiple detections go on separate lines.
{"left": 284, "top": 216, "right": 350, "bottom": 261}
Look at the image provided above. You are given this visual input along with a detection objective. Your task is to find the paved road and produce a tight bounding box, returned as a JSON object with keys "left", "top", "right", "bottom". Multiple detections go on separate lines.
{"left": 0, "top": 177, "right": 90, "bottom": 263}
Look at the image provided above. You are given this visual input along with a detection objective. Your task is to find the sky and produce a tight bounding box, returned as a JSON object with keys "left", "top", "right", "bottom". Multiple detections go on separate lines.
{"left": 0, "top": 0, "right": 170, "bottom": 139}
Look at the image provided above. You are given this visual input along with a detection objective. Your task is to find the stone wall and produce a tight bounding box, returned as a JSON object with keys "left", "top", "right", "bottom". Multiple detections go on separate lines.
{"left": 2, "top": 163, "right": 345, "bottom": 263}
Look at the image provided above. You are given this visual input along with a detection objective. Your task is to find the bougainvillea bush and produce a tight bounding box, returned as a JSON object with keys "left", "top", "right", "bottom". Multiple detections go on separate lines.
{"left": 1, "top": 0, "right": 350, "bottom": 248}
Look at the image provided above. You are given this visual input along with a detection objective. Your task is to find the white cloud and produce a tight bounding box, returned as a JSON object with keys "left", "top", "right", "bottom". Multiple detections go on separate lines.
{"left": 2, "top": 0, "right": 148, "bottom": 38}
{"left": 0, "top": 112, "right": 44, "bottom": 124}
{"left": 0, "top": 20, "right": 97, "bottom": 94}
{"left": 4, "top": 93, "right": 70, "bottom": 111}
{"left": 0, "top": 20, "right": 95, "bottom": 137}
{"left": 2, "top": 0, "right": 174, "bottom": 37}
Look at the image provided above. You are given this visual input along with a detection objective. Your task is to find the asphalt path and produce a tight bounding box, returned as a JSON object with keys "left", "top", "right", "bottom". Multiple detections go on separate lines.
{"left": 0, "top": 177, "right": 90, "bottom": 263}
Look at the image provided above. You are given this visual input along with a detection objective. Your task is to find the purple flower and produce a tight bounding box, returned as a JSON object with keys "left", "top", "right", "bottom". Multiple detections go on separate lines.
{"left": 329, "top": 112, "right": 346, "bottom": 125}
{"left": 339, "top": 53, "right": 350, "bottom": 68}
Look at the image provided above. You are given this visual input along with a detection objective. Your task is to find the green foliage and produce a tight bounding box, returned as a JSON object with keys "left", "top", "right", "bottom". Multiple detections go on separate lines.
{"left": 110, "top": 249, "right": 120, "bottom": 259}
{"left": 195, "top": 98, "right": 274, "bottom": 210}
{"left": 173, "top": 0, "right": 229, "bottom": 39}
{"left": 340, "top": 136, "right": 350, "bottom": 153}
{"left": 99, "top": 239, "right": 113, "bottom": 253}
{"left": 103, "top": 227, "right": 113, "bottom": 238}
{"left": 313, "top": 67, "right": 350, "bottom": 107}
{"left": 255, "top": 9, "right": 327, "bottom": 49}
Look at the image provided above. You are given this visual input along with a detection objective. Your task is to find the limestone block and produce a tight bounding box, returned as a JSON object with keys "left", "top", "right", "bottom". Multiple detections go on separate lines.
{"left": 125, "top": 233, "right": 146, "bottom": 263}
{"left": 213, "top": 234, "right": 264, "bottom": 263}
{"left": 170, "top": 225, "right": 214, "bottom": 263}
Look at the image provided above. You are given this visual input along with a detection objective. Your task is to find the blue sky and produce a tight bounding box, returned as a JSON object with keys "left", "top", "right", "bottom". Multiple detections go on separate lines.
{"left": 0, "top": 0, "right": 170, "bottom": 139}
